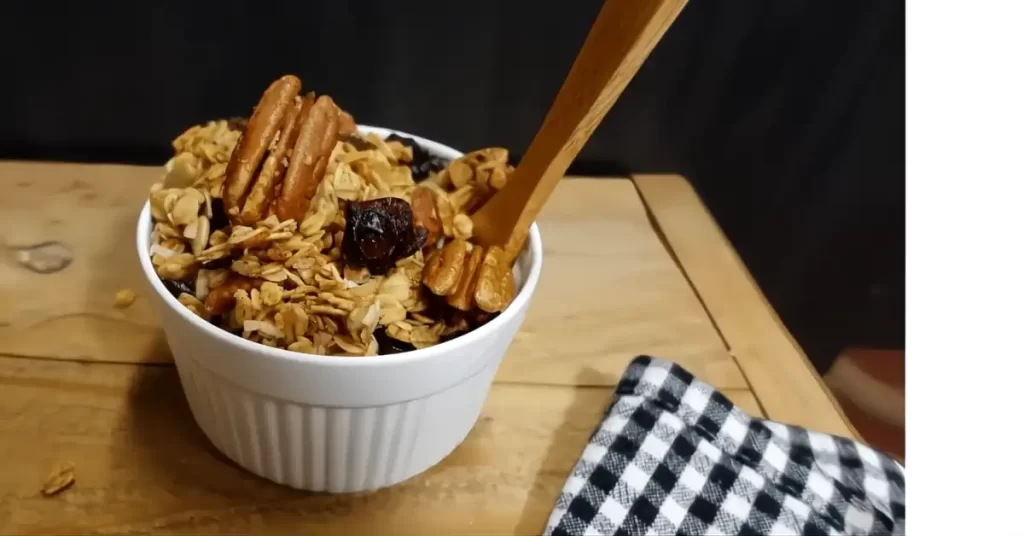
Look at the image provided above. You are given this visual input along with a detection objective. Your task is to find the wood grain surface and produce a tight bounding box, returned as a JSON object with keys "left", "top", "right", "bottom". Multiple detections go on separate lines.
{"left": 498, "top": 179, "right": 741, "bottom": 388}
{"left": 0, "top": 355, "right": 760, "bottom": 535}
{"left": 633, "top": 174, "right": 858, "bottom": 439}
{"left": 0, "top": 163, "right": 739, "bottom": 389}
{"left": 0, "top": 162, "right": 849, "bottom": 534}
{"left": 0, "top": 163, "right": 167, "bottom": 363}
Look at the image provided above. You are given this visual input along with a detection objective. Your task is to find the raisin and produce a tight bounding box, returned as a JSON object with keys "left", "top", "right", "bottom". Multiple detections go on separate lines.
{"left": 343, "top": 197, "right": 427, "bottom": 275}
{"left": 414, "top": 157, "right": 448, "bottom": 181}
{"left": 343, "top": 133, "right": 378, "bottom": 152}
{"left": 199, "top": 255, "right": 233, "bottom": 270}
{"left": 162, "top": 278, "right": 195, "bottom": 298}
{"left": 468, "top": 310, "right": 499, "bottom": 328}
{"left": 435, "top": 303, "right": 499, "bottom": 344}
{"left": 386, "top": 133, "right": 449, "bottom": 181}
{"left": 374, "top": 327, "right": 417, "bottom": 355}
{"left": 448, "top": 305, "right": 497, "bottom": 328}
{"left": 209, "top": 198, "right": 230, "bottom": 231}
{"left": 385, "top": 133, "right": 416, "bottom": 154}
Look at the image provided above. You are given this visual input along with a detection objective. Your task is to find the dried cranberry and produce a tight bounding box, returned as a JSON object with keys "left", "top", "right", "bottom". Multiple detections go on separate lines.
{"left": 343, "top": 197, "right": 427, "bottom": 275}
{"left": 385, "top": 133, "right": 416, "bottom": 157}
{"left": 385, "top": 133, "right": 449, "bottom": 181}
{"left": 162, "top": 278, "right": 195, "bottom": 298}
{"left": 435, "top": 301, "right": 483, "bottom": 324}
{"left": 199, "top": 255, "right": 233, "bottom": 270}
{"left": 374, "top": 328, "right": 416, "bottom": 355}
{"left": 435, "top": 304, "right": 497, "bottom": 344}
{"left": 209, "top": 198, "right": 230, "bottom": 231}
{"left": 413, "top": 158, "right": 448, "bottom": 181}
{"left": 468, "top": 310, "right": 499, "bottom": 328}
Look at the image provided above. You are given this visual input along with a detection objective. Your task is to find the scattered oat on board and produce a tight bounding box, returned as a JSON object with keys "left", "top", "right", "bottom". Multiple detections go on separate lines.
{"left": 41, "top": 461, "right": 75, "bottom": 497}
{"left": 113, "top": 288, "right": 137, "bottom": 308}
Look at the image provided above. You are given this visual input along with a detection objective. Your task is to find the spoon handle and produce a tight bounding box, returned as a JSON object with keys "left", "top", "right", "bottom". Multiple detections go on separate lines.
{"left": 472, "top": 0, "right": 690, "bottom": 257}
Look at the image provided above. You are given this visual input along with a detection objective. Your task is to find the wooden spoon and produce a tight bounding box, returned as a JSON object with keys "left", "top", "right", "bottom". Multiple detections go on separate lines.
{"left": 471, "top": 0, "right": 691, "bottom": 258}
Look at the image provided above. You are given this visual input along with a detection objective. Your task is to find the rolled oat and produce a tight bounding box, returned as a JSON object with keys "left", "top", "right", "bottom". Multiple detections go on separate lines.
{"left": 41, "top": 461, "right": 75, "bottom": 497}
{"left": 113, "top": 288, "right": 137, "bottom": 309}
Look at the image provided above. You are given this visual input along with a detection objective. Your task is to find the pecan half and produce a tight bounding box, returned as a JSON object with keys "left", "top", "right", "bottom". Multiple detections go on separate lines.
{"left": 474, "top": 246, "right": 516, "bottom": 313}
{"left": 204, "top": 274, "right": 258, "bottom": 316}
{"left": 222, "top": 75, "right": 352, "bottom": 226}
{"left": 411, "top": 186, "right": 442, "bottom": 245}
{"left": 447, "top": 244, "right": 484, "bottom": 311}
{"left": 424, "top": 242, "right": 515, "bottom": 313}
{"left": 422, "top": 239, "right": 468, "bottom": 296}
{"left": 223, "top": 75, "right": 302, "bottom": 223}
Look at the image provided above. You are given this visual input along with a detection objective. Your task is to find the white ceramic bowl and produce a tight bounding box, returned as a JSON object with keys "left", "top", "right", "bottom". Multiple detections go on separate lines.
{"left": 136, "top": 126, "right": 543, "bottom": 492}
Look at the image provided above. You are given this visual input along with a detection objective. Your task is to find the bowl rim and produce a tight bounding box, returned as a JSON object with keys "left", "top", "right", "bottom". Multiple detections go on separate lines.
{"left": 136, "top": 124, "right": 543, "bottom": 368}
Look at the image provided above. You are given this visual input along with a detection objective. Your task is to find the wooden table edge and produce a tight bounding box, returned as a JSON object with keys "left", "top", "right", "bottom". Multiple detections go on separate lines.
{"left": 631, "top": 173, "right": 861, "bottom": 441}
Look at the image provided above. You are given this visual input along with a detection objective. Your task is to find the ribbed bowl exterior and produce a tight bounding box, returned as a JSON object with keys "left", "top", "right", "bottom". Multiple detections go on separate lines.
{"left": 146, "top": 254, "right": 532, "bottom": 492}
{"left": 173, "top": 351, "right": 503, "bottom": 492}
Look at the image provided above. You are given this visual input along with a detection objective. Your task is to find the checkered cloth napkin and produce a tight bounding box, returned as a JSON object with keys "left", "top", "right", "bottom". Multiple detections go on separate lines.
{"left": 544, "top": 356, "right": 905, "bottom": 536}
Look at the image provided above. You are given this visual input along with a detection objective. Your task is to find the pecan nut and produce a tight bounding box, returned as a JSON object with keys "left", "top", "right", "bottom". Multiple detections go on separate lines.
{"left": 424, "top": 242, "right": 515, "bottom": 313}
{"left": 223, "top": 75, "right": 349, "bottom": 226}
{"left": 411, "top": 186, "right": 443, "bottom": 245}
{"left": 422, "top": 239, "right": 468, "bottom": 296}
{"left": 204, "top": 274, "right": 258, "bottom": 316}
{"left": 446, "top": 244, "right": 484, "bottom": 311}
{"left": 474, "top": 246, "right": 516, "bottom": 313}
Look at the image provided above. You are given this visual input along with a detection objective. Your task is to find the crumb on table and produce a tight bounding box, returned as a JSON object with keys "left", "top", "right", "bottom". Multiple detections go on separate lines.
{"left": 41, "top": 461, "right": 75, "bottom": 497}
{"left": 113, "top": 288, "right": 137, "bottom": 308}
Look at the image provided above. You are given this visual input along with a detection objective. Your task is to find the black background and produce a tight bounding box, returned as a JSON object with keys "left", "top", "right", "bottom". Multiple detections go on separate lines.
{"left": 0, "top": 0, "right": 904, "bottom": 372}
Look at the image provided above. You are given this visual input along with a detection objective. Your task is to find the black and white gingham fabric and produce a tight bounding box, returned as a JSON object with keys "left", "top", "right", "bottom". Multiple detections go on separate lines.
{"left": 545, "top": 356, "right": 905, "bottom": 536}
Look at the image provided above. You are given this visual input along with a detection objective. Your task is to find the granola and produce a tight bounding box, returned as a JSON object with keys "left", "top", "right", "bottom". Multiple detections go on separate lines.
{"left": 149, "top": 75, "right": 519, "bottom": 357}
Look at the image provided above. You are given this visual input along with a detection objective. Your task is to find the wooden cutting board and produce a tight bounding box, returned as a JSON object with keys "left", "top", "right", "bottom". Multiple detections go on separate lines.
{"left": 0, "top": 162, "right": 854, "bottom": 535}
